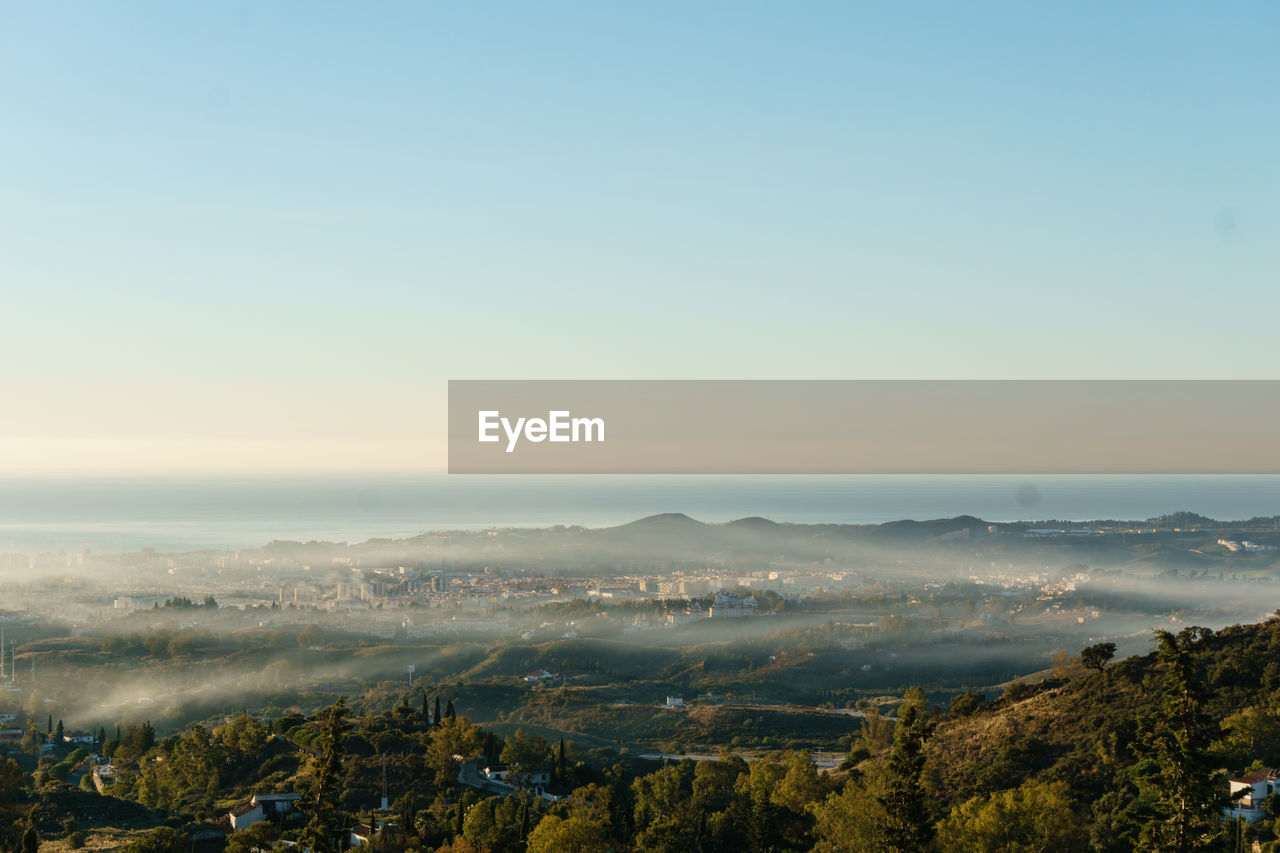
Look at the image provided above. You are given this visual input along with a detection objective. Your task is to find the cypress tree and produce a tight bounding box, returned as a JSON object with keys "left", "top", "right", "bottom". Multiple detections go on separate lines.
{"left": 445, "top": 699, "right": 455, "bottom": 721}
{"left": 434, "top": 696, "right": 441, "bottom": 726}
{"left": 21, "top": 811, "right": 39, "bottom": 853}
{"left": 299, "top": 697, "right": 352, "bottom": 853}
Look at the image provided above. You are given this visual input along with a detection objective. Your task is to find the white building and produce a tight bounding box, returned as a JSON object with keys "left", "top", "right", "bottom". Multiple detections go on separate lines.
{"left": 1225, "top": 769, "right": 1279, "bottom": 823}
{"left": 709, "top": 593, "right": 757, "bottom": 618}
{"left": 350, "top": 820, "right": 393, "bottom": 847}
{"left": 228, "top": 793, "right": 302, "bottom": 830}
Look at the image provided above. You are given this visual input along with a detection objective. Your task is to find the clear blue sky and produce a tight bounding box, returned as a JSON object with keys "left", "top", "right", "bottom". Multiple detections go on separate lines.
{"left": 1, "top": 2, "right": 1277, "bottom": 472}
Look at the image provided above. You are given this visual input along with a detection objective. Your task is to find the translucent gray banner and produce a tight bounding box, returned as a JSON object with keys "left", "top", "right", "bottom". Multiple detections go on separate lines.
{"left": 448, "top": 380, "right": 1280, "bottom": 474}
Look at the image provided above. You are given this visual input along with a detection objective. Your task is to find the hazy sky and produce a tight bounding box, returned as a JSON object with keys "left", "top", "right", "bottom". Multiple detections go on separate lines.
{"left": 2, "top": 2, "right": 1277, "bottom": 473}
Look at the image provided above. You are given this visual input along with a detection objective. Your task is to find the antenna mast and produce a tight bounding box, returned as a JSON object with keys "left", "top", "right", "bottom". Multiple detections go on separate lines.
{"left": 380, "top": 754, "right": 389, "bottom": 810}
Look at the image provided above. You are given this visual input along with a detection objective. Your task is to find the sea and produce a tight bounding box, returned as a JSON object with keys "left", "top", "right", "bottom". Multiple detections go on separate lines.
{"left": 0, "top": 474, "right": 1278, "bottom": 554}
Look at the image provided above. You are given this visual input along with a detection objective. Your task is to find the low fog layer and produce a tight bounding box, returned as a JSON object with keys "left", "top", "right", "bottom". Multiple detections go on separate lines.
{"left": 1, "top": 510, "right": 1277, "bottom": 739}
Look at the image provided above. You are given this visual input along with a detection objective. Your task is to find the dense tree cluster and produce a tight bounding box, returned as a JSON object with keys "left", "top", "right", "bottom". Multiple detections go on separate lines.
{"left": 16, "top": 617, "right": 1280, "bottom": 851}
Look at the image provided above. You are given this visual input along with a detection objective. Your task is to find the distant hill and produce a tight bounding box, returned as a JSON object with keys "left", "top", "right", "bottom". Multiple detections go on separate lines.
{"left": 244, "top": 509, "right": 1280, "bottom": 580}
{"left": 609, "top": 512, "right": 708, "bottom": 532}
{"left": 860, "top": 515, "right": 991, "bottom": 541}
{"left": 723, "top": 516, "right": 784, "bottom": 531}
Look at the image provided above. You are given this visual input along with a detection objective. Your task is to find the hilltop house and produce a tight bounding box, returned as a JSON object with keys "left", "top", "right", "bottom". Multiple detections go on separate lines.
{"left": 228, "top": 793, "right": 302, "bottom": 831}
{"left": 1225, "top": 768, "right": 1280, "bottom": 823}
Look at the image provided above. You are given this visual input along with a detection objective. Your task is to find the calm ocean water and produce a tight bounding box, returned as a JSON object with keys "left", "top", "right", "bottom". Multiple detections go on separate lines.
{"left": 0, "top": 474, "right": 1278, "bottom": 554}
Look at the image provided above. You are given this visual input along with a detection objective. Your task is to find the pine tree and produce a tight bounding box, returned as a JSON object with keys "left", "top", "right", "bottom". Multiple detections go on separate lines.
{"left": 1135, "top": 628, "right": 1229, "bottom": 853}
{"left": 299, "top": 697, "right": 352, "bottom": 853}
{"left": 878, "top": 688, "right": 935, "bottom": 853}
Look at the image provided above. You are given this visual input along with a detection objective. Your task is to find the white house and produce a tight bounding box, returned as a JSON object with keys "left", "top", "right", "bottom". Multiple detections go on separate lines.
{"left": 229, "top": 801, "right": 264, "bottom": 831}
{"left": 350, "top": 820, "right": 394, "bottom": 847}
{"left": 228, "top": 793, "right": 302, "bottom": 830}
{"left": 525, "top": 670, "right": 556, "bottom": 683}
{"left": 1226, "top": 768, "right": 1279, "bottom": 823}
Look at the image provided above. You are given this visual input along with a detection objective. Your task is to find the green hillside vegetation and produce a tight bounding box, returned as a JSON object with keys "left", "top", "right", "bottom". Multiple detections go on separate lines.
{"left": 7, "top": 615, "right": 1280, "bottom": 851}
